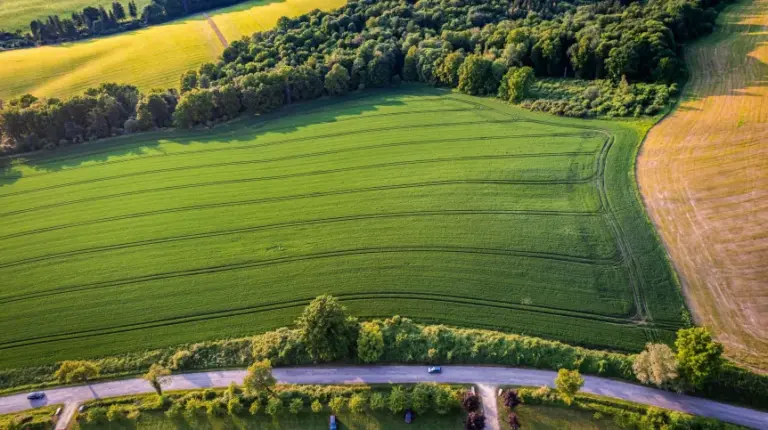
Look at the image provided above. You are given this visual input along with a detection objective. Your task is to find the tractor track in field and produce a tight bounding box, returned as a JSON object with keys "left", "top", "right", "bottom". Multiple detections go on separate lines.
{"left": 0, "top": 182, "right": 602, "bottom": 241}
{"left": 0, "top": 291, "right": 673, "bottom": 351}
{"left": 458, "top": 94, "right": 661, "bottom": 334}
{"left": 0, "top": 159, "right": 598, "bottom": 218}
{"left": 0, "top": 210, "right": 615, "bottom": 271}
{"left": 203, "top": 13, "right": 228, "bottom": 47}
{"left": 0, "top": 245, "right": 625, "bottom": 310}
{"left": 0, "top": 149, "right": 596, "bottom": 199}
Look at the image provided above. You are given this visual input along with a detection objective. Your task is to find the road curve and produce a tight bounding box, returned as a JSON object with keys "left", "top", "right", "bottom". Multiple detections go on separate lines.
{"left": 1, "top": 366, "right": 765, "bottom": 428}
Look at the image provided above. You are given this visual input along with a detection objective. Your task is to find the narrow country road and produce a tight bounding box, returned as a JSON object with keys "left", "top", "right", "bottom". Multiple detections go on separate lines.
{"left": 1, "top": 366, "right": 766, "bottom": 428}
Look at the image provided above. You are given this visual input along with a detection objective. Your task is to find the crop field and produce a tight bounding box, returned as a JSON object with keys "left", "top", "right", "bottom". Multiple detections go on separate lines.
{"left": 637, "top": 0, "right": 768, "bottom": 371}
{"left": 0, "top": 87, "right": 685, "bottom": 368}
{"left": 0, "top": 0, "right": 152, "bottom": 33}
{"left": 0, "top": 0, "right": 345, "bottom": 101}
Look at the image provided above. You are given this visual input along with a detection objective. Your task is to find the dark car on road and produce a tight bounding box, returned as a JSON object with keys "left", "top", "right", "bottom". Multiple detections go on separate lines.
{"left": 27, "top": 392, "right": 45, "bottom": 400}
{"left": 427, "top": 366, "right": 442, "bottom": 374}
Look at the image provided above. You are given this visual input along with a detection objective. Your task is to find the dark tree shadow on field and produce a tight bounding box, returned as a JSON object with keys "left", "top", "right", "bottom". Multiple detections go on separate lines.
{"left": 20, "top": 86, "right": 441, "bottom": 173}
{"left": 0, "top": 158, "right": 22, "bottom": 187}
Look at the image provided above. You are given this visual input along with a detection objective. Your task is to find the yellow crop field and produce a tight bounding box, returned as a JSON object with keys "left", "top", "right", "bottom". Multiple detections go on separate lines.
{"left": 638, "top": 0, "right": 768, "bottom": 371}
{"left": 0, "top": 0, "right": 345, "bottom": 101}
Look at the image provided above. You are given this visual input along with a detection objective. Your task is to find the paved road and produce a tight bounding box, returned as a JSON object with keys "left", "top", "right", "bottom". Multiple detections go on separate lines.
{"left": 1, "top": 366, "right": 766, "bottom": 428}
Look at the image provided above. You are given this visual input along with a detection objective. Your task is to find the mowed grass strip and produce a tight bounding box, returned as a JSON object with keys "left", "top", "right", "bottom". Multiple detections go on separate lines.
{"left": 0, "top": 0, "right": 346, "bottom": 100}
{"left": 0, "top": 88, "right": 682, "bottom": 368}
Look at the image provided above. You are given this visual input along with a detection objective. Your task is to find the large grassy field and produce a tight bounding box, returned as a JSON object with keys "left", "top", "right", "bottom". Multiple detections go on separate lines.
{"left": 0, "top": 0, "right": 345, "bottom": 101}
{"left": 0, "top": 87, "right": 685, "bottom": 368}
{"left": 637, "top": 0, "right": 768, "bottom": 371}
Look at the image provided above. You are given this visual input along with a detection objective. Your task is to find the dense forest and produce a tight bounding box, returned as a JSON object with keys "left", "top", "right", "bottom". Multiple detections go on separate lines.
{"left": 1, "top": 0, "right": 730, "bottom": 154}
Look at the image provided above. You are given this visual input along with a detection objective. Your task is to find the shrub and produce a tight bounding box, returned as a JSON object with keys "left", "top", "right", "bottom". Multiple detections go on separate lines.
{"left": 388, "top": 386, "right": 408, "bottom": 413}
{"left": 311, "top": 399, "right": 323, "bottom": 413}
{"left": 248, "top": 400, "right": 262, "bottom": 415}
{"left": 85, "top": 407, "right": 108, "bottom": 423}
{"left": 227, "top": 397, "right": 244, "bottom": 415}
{"left": 411, "top": 383, "right": 433, "bottom": 414}
{"left": 265, "top": 397, "right": 283, "bottom": 416}
{"left": 289, "top": 398, "right": 304, "bottom": 414}
{"left": 555, "top": 369, "right": 584, "bottom": 405}
{"left": 328, "top": 396, "right": 346, "bottom": 413}
{"left": 369, "top": 392, "right": 386, "bottom": 411}
{"left": 462, "top": 391, "right": 480, "bottom": 412}
{"left": 633, "top": 343, "right": 678, "bottom": 387}
{"left": 348, "top": 393, "right": 367, "bottom": 413}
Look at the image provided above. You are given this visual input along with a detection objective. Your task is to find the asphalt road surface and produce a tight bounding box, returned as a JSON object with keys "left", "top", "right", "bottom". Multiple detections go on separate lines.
{"left": 1, "top": 366, "right": 765, "bottom": 428}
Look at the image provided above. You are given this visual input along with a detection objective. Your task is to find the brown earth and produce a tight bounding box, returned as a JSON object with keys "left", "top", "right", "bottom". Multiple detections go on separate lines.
{"left": 638, "top": 0, "right": 768, "bottom": 371}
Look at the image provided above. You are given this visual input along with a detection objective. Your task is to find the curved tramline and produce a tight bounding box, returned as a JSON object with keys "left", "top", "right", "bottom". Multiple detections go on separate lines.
{"left": 0, "top": 88, "right": 684, "bottom": 368}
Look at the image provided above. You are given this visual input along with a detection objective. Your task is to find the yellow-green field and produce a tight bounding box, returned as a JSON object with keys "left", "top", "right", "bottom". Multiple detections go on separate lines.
{"left": 0, "top": 0, "right": 345, "bottom": 101}
{"left": 637, "top": 0, "right": 768, "bottom": 371}
{"left": 0, "top": 0, "right": 152, "bottom": 33}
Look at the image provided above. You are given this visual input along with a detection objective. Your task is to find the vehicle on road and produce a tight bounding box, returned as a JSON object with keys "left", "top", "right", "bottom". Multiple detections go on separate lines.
{"left": 26, "top": 392, "right": 45, "bottom": 400}
{"left": 428, "top": 366, "right": 442, "bottom": 374}
{"left": 329, "top": 414, "right": 337, "bottom": 430}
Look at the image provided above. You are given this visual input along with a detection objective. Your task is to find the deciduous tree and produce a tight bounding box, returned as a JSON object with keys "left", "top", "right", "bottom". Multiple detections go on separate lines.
{"left": 555, "top": 368, "right": 584, "bottom": 405}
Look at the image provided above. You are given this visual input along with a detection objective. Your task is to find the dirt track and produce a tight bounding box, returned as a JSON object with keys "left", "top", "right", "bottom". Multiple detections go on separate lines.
{"left": 637, "top": 0, "right": 768, "bottom": 371}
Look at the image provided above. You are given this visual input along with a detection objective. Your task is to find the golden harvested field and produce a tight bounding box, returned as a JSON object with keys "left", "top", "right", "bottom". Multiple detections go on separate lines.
{"left": 0, "top": 0, "right": 345, "bottom": 101}
{"left": 638, "top": 0, "right": 768, "bottom": 371}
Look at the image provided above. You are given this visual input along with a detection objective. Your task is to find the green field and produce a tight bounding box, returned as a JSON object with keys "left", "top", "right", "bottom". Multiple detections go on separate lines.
{"left": 0, "top": 87, "right": 684, "bottom": 368}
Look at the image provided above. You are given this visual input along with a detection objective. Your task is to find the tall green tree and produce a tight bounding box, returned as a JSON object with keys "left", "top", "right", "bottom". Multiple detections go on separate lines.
{"left": 357, "top": 322, "right": 384, "bottom": 363}
{"left": 675, "top": 327, "right": 723, "bottom": 388}
{"left": 554, "top": 368, "right": 584, "bottom": 405}
{"left": 296, "top": 295, "right": 358, "bottom": 362}
{"left": 243, "top": 359, "right": 277, "bottom": 396}
{"left": 324, "top": 64, "right": 351, "bottom": 96}
{"left": 143, "top": 363, "right": 172, "bottom": 395}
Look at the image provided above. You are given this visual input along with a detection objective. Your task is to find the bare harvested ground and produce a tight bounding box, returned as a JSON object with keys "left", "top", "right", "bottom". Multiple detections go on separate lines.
{"left": 638, "top": 0, "right": 768, "bottom": 371}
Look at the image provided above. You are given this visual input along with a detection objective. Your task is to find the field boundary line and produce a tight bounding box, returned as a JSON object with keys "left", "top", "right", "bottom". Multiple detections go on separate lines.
{"left": 0, "top": 210, "right": 612, "bottom": 271}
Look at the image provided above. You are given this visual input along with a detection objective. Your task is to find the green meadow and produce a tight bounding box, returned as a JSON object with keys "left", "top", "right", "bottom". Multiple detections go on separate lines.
{"left": 0, "top": 87, "right": 684, "bottom": 368}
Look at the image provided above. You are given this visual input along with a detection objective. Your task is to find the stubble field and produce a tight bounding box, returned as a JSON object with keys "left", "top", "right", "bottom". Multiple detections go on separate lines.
{"left": 0, "top": 88, "right": 685, "bottom": 368}
{"left": 0, "top": 0, "right": 345, "bottom": 101}
{"left": 637, "top": 0, "right": 768, "bottom": 371}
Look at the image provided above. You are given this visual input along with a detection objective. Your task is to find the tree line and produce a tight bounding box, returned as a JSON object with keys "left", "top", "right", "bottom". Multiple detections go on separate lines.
{"left": 0, "top": 0, "right": 254, "bottom": 49}
{"left": 1, "top": 0, "right": 731, "bottom": 154}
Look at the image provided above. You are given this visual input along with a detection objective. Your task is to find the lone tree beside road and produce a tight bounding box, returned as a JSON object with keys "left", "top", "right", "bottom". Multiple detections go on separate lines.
{"left": 296, "top": 295, "right": 359, "bottom": 362}
{"left": 555, "top": 369, "right": 584, "bottom": 405}
{"left": 633, "top": 343, "right": 678, "bottom": 387}
{"left": 243, "top": 359, "right": 276, "bottom": 396}
{"left": 143, "top": 363, "right": 172, "bottom": 395}
{"left": 54, "top": 360, "right": 100, "bottom": 383}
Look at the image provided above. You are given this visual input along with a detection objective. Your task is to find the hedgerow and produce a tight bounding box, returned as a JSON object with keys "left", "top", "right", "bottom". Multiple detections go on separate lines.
{"left": 75, "top": 383, "right": 463, "bottom": 425}
{"left": 516, "top": 387, "right": 743, "bottom": 430}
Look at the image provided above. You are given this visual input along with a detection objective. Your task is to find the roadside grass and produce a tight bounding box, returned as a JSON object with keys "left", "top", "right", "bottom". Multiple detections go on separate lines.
{"left": 0, "top": 86, "right": 684, "bottom": 368}
{"left": 496, "top": 396, "right": 621, "bottom": 430}
{"left": 0, "top": 404, "right": 60, "bottom": 429}
{"left": 636, "top": 0, "right": 768, "bottom": 371}
{"left": 0, "top": 0, "right": 345, "bottom": 100}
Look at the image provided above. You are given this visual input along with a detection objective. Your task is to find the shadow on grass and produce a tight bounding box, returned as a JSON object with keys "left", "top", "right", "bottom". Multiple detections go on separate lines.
{"left": 12, "top": 87, "right": 446, "bottom": 176}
